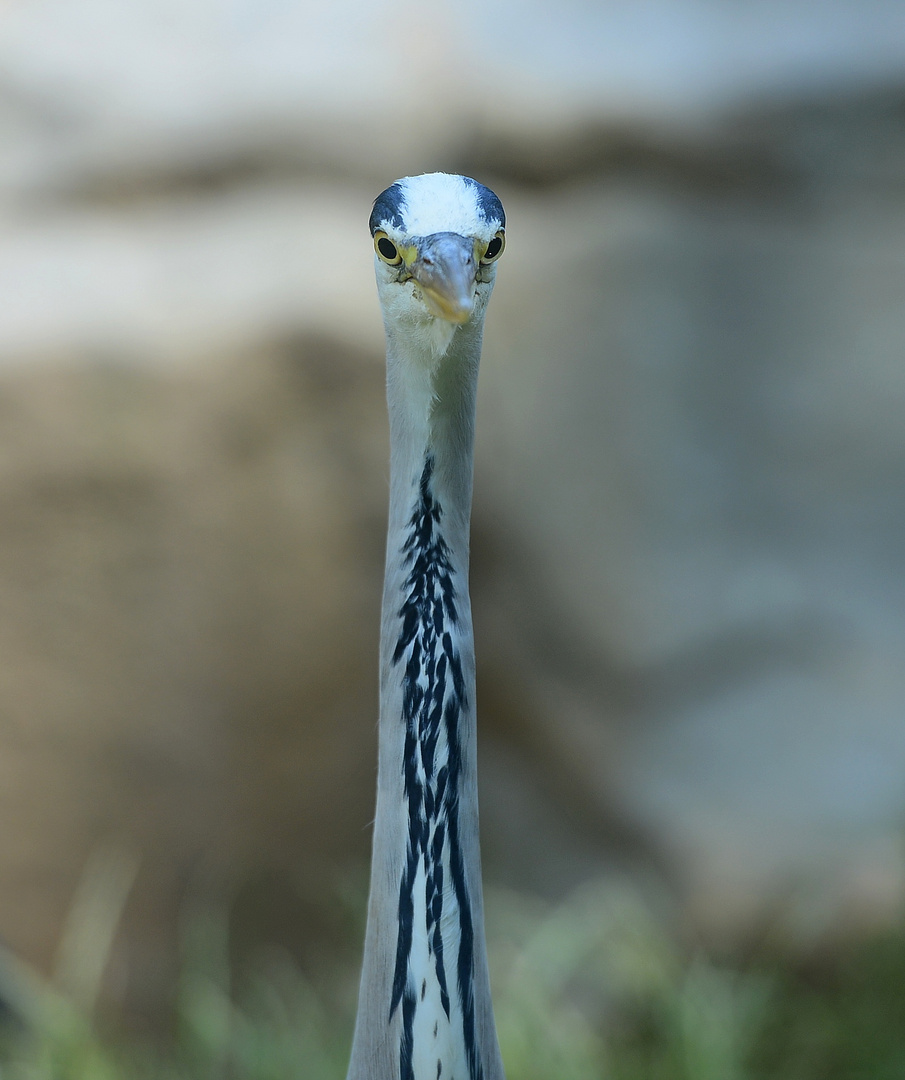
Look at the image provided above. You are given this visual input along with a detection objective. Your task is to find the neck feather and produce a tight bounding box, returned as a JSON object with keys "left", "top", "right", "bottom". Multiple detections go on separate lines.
{"left": 385, "top": 320, "right": 483, "bottom": 546}
{"left": 347, "top": 319, "right": 504, "bottom": 1080}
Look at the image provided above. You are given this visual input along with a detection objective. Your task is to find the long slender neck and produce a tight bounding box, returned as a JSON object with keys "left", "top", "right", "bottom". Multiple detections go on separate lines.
{"left": 347, "top": 320, "right": 505, "bottom": 1080}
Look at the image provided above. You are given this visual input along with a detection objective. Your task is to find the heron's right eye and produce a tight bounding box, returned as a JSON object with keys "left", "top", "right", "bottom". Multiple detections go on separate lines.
{"left": 480, "top": 231, "right": 505, "bottom": 263}
{"left": 375, "top": 233, "right": 402, "bottom": 264}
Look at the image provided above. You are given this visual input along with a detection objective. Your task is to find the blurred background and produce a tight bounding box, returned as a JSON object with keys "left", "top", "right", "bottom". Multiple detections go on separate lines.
{"left": 2, "top": 0, "right": 905, "bottom": 1075}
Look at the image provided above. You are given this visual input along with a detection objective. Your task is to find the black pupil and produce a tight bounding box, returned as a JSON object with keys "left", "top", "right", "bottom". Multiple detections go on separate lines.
{"left": 485, "top": 236, "right": 502, "bottom": 259}
{"left": 377, "top": 237, "right": 398, "bottom": 261}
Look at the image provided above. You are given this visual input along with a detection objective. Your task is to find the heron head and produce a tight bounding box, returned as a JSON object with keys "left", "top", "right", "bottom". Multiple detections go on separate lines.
{"left": 369, "top": 173, "right": 505, "bottom": 354}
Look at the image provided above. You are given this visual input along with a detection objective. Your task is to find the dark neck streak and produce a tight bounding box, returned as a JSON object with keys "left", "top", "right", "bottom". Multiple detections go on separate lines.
{"left": 389, "top": 454, "right": 482, "bottom": 1080}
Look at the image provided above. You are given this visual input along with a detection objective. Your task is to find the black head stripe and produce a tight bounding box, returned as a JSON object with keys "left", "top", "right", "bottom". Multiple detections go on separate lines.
{"left": 463, "top": 177, "right": 505, "bottom": 229}
{"left": 369, "top": 182, "right": 406, "bottom": 235}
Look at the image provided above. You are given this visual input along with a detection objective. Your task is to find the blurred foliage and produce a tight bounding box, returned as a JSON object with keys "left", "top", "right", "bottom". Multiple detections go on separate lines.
{"left": 1, "top": 859, "right": 905, "bottom": 1080}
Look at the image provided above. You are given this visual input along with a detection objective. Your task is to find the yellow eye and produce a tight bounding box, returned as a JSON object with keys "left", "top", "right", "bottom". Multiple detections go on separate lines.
{"left": 374, "top": 231, "right": 402, "bottom": 265}
{"left": 481, "top": 231, "right": 505, "bottom": 264}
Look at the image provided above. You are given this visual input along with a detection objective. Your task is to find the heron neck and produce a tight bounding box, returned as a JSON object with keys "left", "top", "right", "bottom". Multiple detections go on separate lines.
{"left": 346, "top": 316, "right": 503, "bottom": 1080}
{"left": 384, "top": 320, "right": 483, "bottom": 558}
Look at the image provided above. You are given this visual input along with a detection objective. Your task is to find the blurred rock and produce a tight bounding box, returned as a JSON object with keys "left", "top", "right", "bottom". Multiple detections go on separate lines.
{"left": 1, "top": 0, "right": 905, "bottom": 1022}
{"left": 477, "top": 86, "right": 905, "bottom": 943}
{"left": 0, "top": 338, "right": 389, "bottom": 1012}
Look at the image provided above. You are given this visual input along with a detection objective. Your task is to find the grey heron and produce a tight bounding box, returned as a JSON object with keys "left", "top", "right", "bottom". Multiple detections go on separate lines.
{"left": 346, "top": 173, "right": 507, "bottom": 1080}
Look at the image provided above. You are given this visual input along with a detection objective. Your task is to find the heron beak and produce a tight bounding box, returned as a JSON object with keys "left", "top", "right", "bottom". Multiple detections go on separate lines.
{"left": 410, "top": 233, "right": 477, "bottom": 324}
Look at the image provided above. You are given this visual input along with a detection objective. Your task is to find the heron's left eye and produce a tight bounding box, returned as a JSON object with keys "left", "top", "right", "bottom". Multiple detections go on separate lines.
{"left": 481, "top": 231, "right": 505, "bottom": 263}
{"left": 374, "top": 232, "right": 402, "bottom": 265}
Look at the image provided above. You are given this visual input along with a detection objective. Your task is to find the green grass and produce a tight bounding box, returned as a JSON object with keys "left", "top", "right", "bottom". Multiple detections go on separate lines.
{"left": 1, "top": 864, "right": 905, "bottom": 1080}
